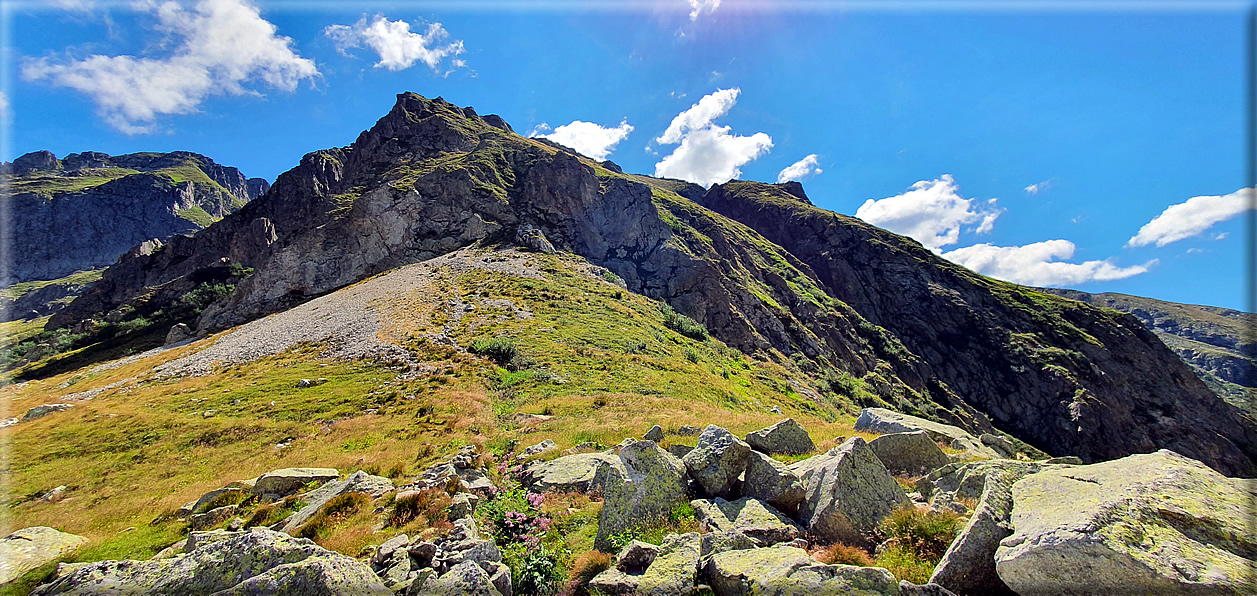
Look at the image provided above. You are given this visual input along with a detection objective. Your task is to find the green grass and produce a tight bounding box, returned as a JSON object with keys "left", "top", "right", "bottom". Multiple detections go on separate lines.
{"left": 8, "top": 169, "right": 139, "bottom": 197}
{"left": 3, "top": 269, "right": 103, "bottom": 301}
{"left": 176, "top": 206, "right": 217, "bottom": 228}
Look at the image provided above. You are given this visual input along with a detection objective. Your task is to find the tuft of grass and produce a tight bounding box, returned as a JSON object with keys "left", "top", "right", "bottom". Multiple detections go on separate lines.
{"left": 469, "top": 337, "right": 518, "bottom": 367}
{"left": 661, "top": 305, "right": 708, "bottom": 340}
{"left": 812, "top": 542, "right": 874, "bottom": 566}
{"left": 872, "top": 506, "right": 964, "bottom": 583}
{"left": 563, "top": 550, "right": 612, "bottom": 596}
{"left": 606, "top": 503, "right": 699, "bottom": 552}
{"left": 296, "top": 492, "right": 373, "bottom": 540}
{"left": 389, "top": 488, "right": 452, "bottom": 528}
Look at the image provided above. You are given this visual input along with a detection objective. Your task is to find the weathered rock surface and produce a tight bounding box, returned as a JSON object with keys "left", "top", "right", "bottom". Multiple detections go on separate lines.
{"left": 868, "top": 431, "right": 952, "bottom": 476}
{"left": 250, "top": 468, "right": 340, "bottom": 500}
{"left": 418, "top": 560, "right": 502, "bottom": 595}
{"left": 790, "top": 437, "right": 911, "bottom": 546}
{"left": 994, "top": 450, "right": 1255, "bottom": 595}
{"left": 0, "top": 527, "right": 88, "bottom": 588}
{"left": 692, "top": 497, "right": 802, "bottom": 547}
{"left": 742, "top": 450, "right": 806, "bottom": 514}
{"left": 634, "top": 532, "right": 700, "bottom": 595}
{"left": 593, "top": 441, "right": 690, "bottom": 550}
{"left": 522, "top": 451, "right": 621, "bottom": 493}
{"left": 898, "top": 580, "right": 958, "bottom": 596}
{"left": 644, "top": 424, "right": 664, "bottom": 442}
{"left": 588, "top": 568, "right": 640, "bottom": 595}
{"left": 615, "top": 540, "right": 659, "bottom": 573}
{"left": 856, "top": 409, "right": 998, "bottom": 459}
{"left": 744, "top": 418, "right": 815, "bottom": 455}
{"left": 517, "top": 439, "right": 557, "bottom": 460}
{"left": 32, "top": 528, "right": 388, "bottom": 595}
{"left": 706, "top": 543, "right": 898, "bottom": 596}
{"left": 682, "top": 425, "right": 752, "bottom": 497}
{"left": 19, "top": 404, "right": 74, "bottom": 423}
{"left": 279, "top": 470, "right": 393, "bottom": 534}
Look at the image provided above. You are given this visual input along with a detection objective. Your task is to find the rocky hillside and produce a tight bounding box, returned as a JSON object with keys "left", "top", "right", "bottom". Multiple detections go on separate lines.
{"left": 2, "top": 150, "right": 268, "bottom": 284}
{"left": 1043, "top": 289, "right": 1255, "bottom": 413}
{"left": 42, "top": 92, "right": 1255, "bottom": 478}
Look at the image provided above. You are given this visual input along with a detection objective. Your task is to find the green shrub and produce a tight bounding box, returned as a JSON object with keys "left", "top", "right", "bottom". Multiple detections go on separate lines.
{"left": 606, "top": 503, "right": 698, "bottom": 551}
{"left": 505, "top": 543, "right": 565, "bottom": 596}
{"left": 389, "top": 488, "right": 452, "bottom": 528}
{"left": 296, "top": 492, "right": 371, "bottom": 539}
{"left": 684, "top": 348, "right": 701, "bottom": 363}
{"left": 661, "top": 305, "right": 708, "bottom": 340}
{"left": 469, "top": 337, "right": 518, "bottom": 367}
{"left": 872, "top": 506, "right": 963, "bottom": 584}
{"left": 176, "top": 282, "right": 234, "bottom": 314}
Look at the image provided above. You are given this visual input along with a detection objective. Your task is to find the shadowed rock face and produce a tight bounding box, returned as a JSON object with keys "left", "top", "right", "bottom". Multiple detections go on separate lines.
{"left": 49, "top": 92, "right": 1256, "bottom": 477}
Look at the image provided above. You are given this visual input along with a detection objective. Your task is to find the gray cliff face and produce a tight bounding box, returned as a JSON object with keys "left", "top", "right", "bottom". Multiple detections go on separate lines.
{"left": 48, "top": 92, "right": 1256, "bottom": 477}
{"left": 2, "top": 151, "right": 259, "bottom": 284}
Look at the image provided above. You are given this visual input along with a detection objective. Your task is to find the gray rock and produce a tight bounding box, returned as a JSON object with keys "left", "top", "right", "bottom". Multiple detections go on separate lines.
{"left": 915, "top": 460, "right": 1062, "bottom": 514}
{"left": 588, "top": 568, "right": 640, "bottom": 595}
{"left": 868, "top": 431, "right": 951, "bottom": 475}
{"left": 190, "top": 487, "right": 246, "bottom": 515}
{"left": 789, "top": 437, "right": 910, "bottom": 546}
{"left": 635, "top": 532, "right": 700, "bottom": 596}
{"left": 979, "top": 433, "right": 1015, "bottom": 458}
{"left": 420, "top": 560, "right": 502, "bottom": 595}
{"left": 371, "top": 534, "right": 410, "bottom": 567}
{"left": 706, "top": 543, "right": 897, "bottom": 595}
{"left": 994, "top": 450, "right": 1255, "bottom": 596}
{"left": 402, "top": 568, "right": 437, "bottom": 595}
{"left": 166, "top": 323, "right": 193, "bottom": 345}
{"left": 447, "top": 493, "right": 476, "bottom": 521}
{"left": 407, "top": 542, "right": 438, "bottom": 568}
{"left": 898, "top": 580, "right": 958, "bottom": 595}
{"left": 677, "top": 425, "right": 702, "bottom": 436}
{"left": 32, "top": 528, "right": 388, "bottom": 595}
{"left": 516, "top": 439, "right": 557, "bottom": 460}
{"left": 699, "top": 530, "right": 757, "bottom": 561}
{"left": 744, "top": 418, "right": 815, "bottom": 455}
{"left": 854, "top": 408, "right": 999, "bottom": 459}
{"left": 644, "top": 425, "right": 664, "bottom": 442}
{"left": 614, "top": 540, "right": 659, "bottom": 573}
{"left": 692, "top": 497, "right": 802, "bottom": 547}
{"left": 481, "top": 561, "right": 512, "bottom": 596}
{"left": 20, "top": 404, "right": 74, "bottom": 423}
{"left": 250, "top": 468, "right": 340, "bottom": 499}
{"left": 0, "top": 527, "right": 88, "bottom": 587}
{"left": 186, "top": 530, "right": 243, "bottom": 552}
{"left": 742, "top": 451, "right": 805, "bottom": 514}
{"left": 522, "top": 451, "right": 622, "bottom": 493}
{"left": 380, "top": 552, "right": 412, "bottom": 587}
{"left": 593, "top": 441, "right": 690, "bottom": 551}
{"left": 189, "top": 504, "right": 239, "bottom": 531}
{"left": 682, "top": 425, "right": 751, "bottom": 497}
{"left": 1043, "top": 455, "right": 1084, "bottom": 465}
{"left": 280, "top": 470, "right": 393, "bottom": 534}
{"left": 668, "top": 444, "right": 694, "bottom": 459}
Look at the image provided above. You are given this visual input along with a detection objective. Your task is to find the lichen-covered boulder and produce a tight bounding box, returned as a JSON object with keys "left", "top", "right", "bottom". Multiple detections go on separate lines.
{"left": 32, "top": 528, "right": 388, "bottom": 595}
{"left": 692, "top": 497, "right": 802, "bottom": 547}
{"left": 994, "top": 450, "right": 1255, "bottom": 596}
{"left": 516, "top": 439, "right": 557, "bottom": 460}
{"left": 521, "top": 452, "right": 621, "bottom": 493}
{"left": 0, "top": 527, "right": 88, "bottom": 588}
{"left": 699, "top": 530, "right": 757, "bottom": 562}
{"left": 867, "top": 431, "right": 951, "bottom": 476}
{"left": 744, "top": 418, "right": 815, "bottom": 455}
{"left": 250, "top": 468, "right": 340, "bottom": 499}
{"left": 280, "top": 470, "right": 393, "bottom": 534}
{"left": 588, "top": 568, "right": 640, "bottom": 595}
{"left": 644, "top": 425, "right": 665, "bottom": 442}
{"left": 789, "top": 437, "right": 910, "bottom": 546}
{"left": 898, "top": 580, "right": 958, "bottom": 595}
{"left": 683, "top": 425, "right": 751, "bottom": 497}
{"left": 743, "top": 451, "right": 806, "bottom": 514}
{"left": 614, "top": 540, "right": 659, "bottom": 573}
{"left": 420, "top": 560, "right": 502, "bottom": 595}
{"left": 706, "top": 543, "right": 897, "bottom": 596}
{"left": 593, "top": 441, "right": 690, "bottom": 551}
{"left": 635, "top": 532, "right": 701, "bottom": 595}
{"left": 915, "top": 460, "right": 1062, "bottom": 513}
{"left": 854, "top": 408, "right": 999, "bottom": 458}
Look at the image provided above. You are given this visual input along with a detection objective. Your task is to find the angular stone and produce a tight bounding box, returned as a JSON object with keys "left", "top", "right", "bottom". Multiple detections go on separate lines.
{"left": 521, "top": 452, "right": 621, "bottom": 493}
{"left": 371, "top": 534, "right": 410, "bottom": 567}
{"left": 448, "top": 493, "right": 476, "bottom": 521}
{"left": 743, "top": 451, "right": 805, "bottom": 514}
{"left": 635, "top": 532, "right": 700, "bottom": 596}
{"left": 898, "top": 580, "right": 959, "bottom": 595}
{"left": 789, "top": 437, "right": 911, "bottom": 546}
{"left": 682, "top": 425, "right": 751, "bottom": 497}
{"left": 0, "top": 527, "right": 88, "bottom": 587}
{"left": 868, "top": 431, "right": 951, "bottom": 476}
{"left": 420, "top": 560, "right": 502, "bottom": 595}
{"left": 250, "top": 468, "right": 340, "bottom": 499}
{"left": 589, "top": 568, "right": 640, "bottom": 595}
{"left": 854, "top": 408, "right": 999, "bottom": 459}
{"left": 644, "top": 425, "right": 664, "bottom": 442}
{"left": 516, "top": 439, "right": 557, "bottom": 460}
{"left": 614, "top": 540, "right": 659, "bottom": 574}
{"left": 593, "top": 441, "right": 689, "bottom": 551}
{"left": 280, "top": 471, "right": 393, "bottom": 534}
{"left": 744, "top": 418, "right": 815, "bottom": 455}
{"left": 189, "top": 504, "right": 239, "bottom": 531}
{"left": 677, "top": 425, "right": 702, "bottom": 436}
{"left": 668, "top": 444, "right": 694, "bottom": 459}
{"left": 979, "top": 434, "right": 1015, "bottom": 458}
{"left": 994, "top": 450, "right": 1256, "bottom": 596}
{"left": 190, "top": 487, "right": 246, "bottom": 516}
{"left": 699, "top": 530, "right": 756, "bottom": 562}
{"left": 692, "top": 497, "right": 802, "bottom": 547}
{"left": 482, "top": 561, "right": 512, "bottom": 596}
{"left": 707, "top": 543, "right": 897, "bottom": 596}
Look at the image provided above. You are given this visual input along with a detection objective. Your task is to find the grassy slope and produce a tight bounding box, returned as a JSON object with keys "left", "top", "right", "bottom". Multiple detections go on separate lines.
{"left": 0, "top": 250, "right": 876, "bottom": 575}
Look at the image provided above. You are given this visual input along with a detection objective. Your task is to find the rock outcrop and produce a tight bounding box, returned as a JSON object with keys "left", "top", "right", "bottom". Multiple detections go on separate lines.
{"left": 683, "top": 425, "right": 752, "bottom": 497}
{"left": 790, "top": 437, "right": 911, "bottom": 546}
{"left": 594, "top": 441, "right": 690, "bottom": 550}
{"left": 744, "top": 418, "right": 815, "bottom": 455}
{"left": 867, "top": 431, "right": 952, "bottom": 476}
{"left": 0, "top": 527, "right": 88, "bottom": 588}
{"left": 706, "top": 543, "right": 898, "bottom": 596}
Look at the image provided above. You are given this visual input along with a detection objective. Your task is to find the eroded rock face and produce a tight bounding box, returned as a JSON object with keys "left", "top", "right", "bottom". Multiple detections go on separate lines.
{"left": 634, "top": 532, "right": 701, "bottom": 596}
{"left": 32, "top": 528, "right": 388, "bottom": 595}
{"left": 867, "top": 431, "right": 951, "bottom": 476}
{"left": 692, "top": 498, "right": 802, "bottom": 548}
{"left": 790, "top": 437, "right": 910, "bottom": 546}
{"left": 744, "top": 419, "right": 815, "bottom": 455}
{"left": 742, "top": 451, "right": 806, "bottom": 514}
{"left": 250, "top": 468, "right": 340, "bottom": 500}
{"left": 994, "top": 450, "right": 1256, "bottom": 595}
{"left": 522, "top": 452, "right": 621, "bottom": 493}
{"left": 593, "top": 441, "right": 690, "bottom": 551}
{"left": 0, "top": 527, "right": 88, "bottom": 588}
{"left": 706, "top": 543, "right": 897, "bottom": 596}
{"left": 683, "top": 425, "right": 752, "bottom": 497}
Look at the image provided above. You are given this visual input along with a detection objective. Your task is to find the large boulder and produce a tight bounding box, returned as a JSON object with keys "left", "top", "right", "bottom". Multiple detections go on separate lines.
{"left": 279, "top": 470, "right": 393, "bottom": 534}
{"left": 706, "top": 543, "right": 897, "bottom": 596}
{"left": 682, "top": 425, "right": 751, "bottom": 497}
{"left": 789, "top": 437, "right": 910, "bottom": 546}
{"left": 419, "top": 560, "right": 502, "bottom": 595}
{"left": 32, "top": 528, "right": 388, "bottom": 595}
{"left": 854, "top": 408, "right": 999, "bottom": 458}
{"left": 742, "top": 451, "right": 806, "bottom": 514}
{"left": 692, "top": 497, "right": 802, "bottom": 547}
{"left": 744, "top": 418, "right": 815, "bottom": 455}
{"left": 994, "top": 450, "right": 1255, "bottom": 595}
{"left": 867, "top": 431, "right": 951, "bottom": 476}
{"left": 593, "top": 441, "right": 690, "bottom": 550}
{"left": 250, "top": 468, "right": 340, "bottom": 499}
{"left": 634, "top": 532, "right": 701, "bottom": 595}
{"left": 0, "top": 527, "right": 88, "bottom": 588}
{"left": 916, "top": 460, "right": 1064, "bottom": 514}
{"left": 520, "top": 451, "right": 621, "bottom": 493}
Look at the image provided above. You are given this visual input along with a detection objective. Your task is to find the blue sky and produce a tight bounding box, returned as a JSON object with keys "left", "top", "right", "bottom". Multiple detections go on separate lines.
{"left": 4, "top": 0, "right": 1252, "bottom": 310}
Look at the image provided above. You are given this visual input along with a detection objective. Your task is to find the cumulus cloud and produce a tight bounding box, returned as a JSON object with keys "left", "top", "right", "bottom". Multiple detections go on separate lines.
{"left": 777, "top": 154, "right": 822, "bottom": 183}
{"left": 529, "top": 119, "right": 634, "bottom": 161}
{"left": 653, "top": 88, "right": 773, "bottom": 187}
{"left": 324, "top": 15, "right": 465, "bottom": 73}
{"left": 688, "top": 0, "right": 722, "bottom": 21}
{"left": 1126, "top": 187, "right": 1253, "bottom": 248}
{"left": 942, "top": 240, "right": 1155, "bottom": 287}
{"left": 22, "top": 0, "right": 317, "bottom": 134}
{"left": 855, "top": 175, "right": 1003, "bottom": 250}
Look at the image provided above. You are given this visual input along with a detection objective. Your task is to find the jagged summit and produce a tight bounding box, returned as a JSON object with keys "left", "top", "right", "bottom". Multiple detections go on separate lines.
{"left": 45, "top": 91, "right": 1257, "bottom": 476}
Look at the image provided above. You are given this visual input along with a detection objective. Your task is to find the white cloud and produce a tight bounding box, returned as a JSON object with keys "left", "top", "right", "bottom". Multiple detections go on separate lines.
{"left": 324, "top": 15, "right": 465, "bottom": 73}
{"left": 1025, "top": 179, "right": 1053, "bottom": 195}
{"left": 688, "top": 0, "right": 722, "bottom": 21}
{"left": 22, "top": 0, "right": 317, "bottom": 134}
{"left": 49, "top": 0, "right": 95, "bottom": 10}
{"left": 0, "top": 91, "right": 9, "bottom": 121}
{"left": 1127, "top": 187, "right": 1253, "bottom": 248}
{"left": 653, "top": 88, "right": 773, "bottom": 187}
{"left": 777, "top": 154, "right": 822, "bottom": 183}
{"left": 855, "top": 175, "right": 1003, "bottom": 250}
{"left": 942, "top": 240, "right": 1155, "bottom": 287}
{"left": 1215, "top": 232, "right": 1229, "bottom": 240}
{"left": 529, "top": 119, "right": 634, "bottom": 161}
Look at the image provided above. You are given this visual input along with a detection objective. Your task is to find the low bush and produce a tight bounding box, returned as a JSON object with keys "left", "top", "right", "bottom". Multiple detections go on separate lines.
{"left": 812, "top": 542, "right": 873, "bottom": 566}
{"left": 470, "top": 337, "right": 518, "bottom": 367}
{"left": 661, "top": 305, "right": 708, "bottom": 340}
{"left": 388, "top": 488, "right": 452, "bottom": 528}
{"left": 872, "top": 506, "right": 963, "bottom": 584}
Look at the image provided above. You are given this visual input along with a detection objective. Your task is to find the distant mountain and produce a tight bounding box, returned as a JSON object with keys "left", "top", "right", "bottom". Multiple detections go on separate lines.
{"left": 1, "top": 150, "right": 269, "bottom": 285}
{"left": 1042, "top": 289, "right": 1255, "bottom": 414}
{"left": 44, "top": 92, "right": 1254, "bottom": 476}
